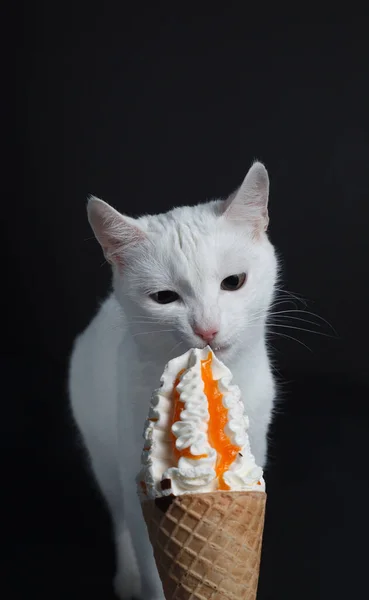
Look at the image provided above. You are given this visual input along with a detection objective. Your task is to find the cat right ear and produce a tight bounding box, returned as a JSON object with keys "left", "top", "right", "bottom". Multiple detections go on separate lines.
{"left": 223, "top": 161, "right": 270, "bottom": 232}
{"left": 87, "top": 196, "right": 146, "bottom": 268}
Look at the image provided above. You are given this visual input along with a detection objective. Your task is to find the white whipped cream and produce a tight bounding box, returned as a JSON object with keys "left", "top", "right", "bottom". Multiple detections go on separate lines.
{"left": 138, "top": 347, "right": 265, "bottom": 499}
{"left": 164, "top": 353, "right": 217, "bottom": 493}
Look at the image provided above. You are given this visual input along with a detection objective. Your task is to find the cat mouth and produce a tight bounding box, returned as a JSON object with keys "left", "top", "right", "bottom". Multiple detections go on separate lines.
{"left": 210, "top": 343, "right": 231, "bottom": 354}
{"left": 193, "top": 341, "right": 231, "bottom": 355}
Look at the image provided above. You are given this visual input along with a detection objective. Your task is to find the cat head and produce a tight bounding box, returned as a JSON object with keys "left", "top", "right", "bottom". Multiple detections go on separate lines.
{"left": 88, "top": 162, "right": 278, "bottom": 363}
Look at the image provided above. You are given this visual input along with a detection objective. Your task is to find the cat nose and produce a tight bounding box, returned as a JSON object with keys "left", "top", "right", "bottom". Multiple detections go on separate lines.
{"left": 193, "top": 326, "right": 219, "bottom": 342}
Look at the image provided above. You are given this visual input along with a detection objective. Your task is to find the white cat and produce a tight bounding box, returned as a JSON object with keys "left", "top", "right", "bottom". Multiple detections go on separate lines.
{"left": 69, "top": 161, "right": 278, "bottom": 599}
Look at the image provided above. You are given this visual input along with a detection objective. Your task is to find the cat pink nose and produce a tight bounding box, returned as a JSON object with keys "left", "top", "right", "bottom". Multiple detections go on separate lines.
{"left": 193, "top": 326, "right": 219, "bottom": 342}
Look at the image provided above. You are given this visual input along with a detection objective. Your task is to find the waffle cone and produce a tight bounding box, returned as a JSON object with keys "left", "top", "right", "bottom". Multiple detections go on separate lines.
{"left": 141, "top": 490, "right": 266, "bottom": 600}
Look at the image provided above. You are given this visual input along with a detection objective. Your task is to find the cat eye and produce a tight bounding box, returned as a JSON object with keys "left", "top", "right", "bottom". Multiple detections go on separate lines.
{"left": 221, "top": 273, "right": 247, "bottom": 291}
{"left": 150, "top": 290, "right": 180, "bottom": 304}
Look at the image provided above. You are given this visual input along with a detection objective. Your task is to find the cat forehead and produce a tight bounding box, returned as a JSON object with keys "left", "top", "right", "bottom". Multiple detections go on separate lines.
{"left": 137, "top": 199, "right": 259, "bottom": 248}
{"left": 137, "top": 201, "right": 222, "bottom": 235}
{"left": 134, "top": 201, "right": 257, "bottom": 277}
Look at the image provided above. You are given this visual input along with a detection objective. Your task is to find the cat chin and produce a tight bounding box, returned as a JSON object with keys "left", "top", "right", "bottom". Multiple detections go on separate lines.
{"left": 213, "top": 347, "right": 234, "bottom": 363}
{"left": 208, "top": 343, "right": 235, "bottom": 363}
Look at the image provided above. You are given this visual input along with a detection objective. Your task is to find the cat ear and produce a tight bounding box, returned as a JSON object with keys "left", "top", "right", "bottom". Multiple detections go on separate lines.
{"left": 223, "top": 161, "right": 269, "bottom": 231}
{"left": 87, "top": 196, "right": 146, "bottom": 267}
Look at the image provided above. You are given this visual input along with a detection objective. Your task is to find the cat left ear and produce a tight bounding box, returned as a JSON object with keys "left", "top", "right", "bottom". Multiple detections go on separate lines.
{"left": 87, "top": 196, "right": 146, "bottom": 268}
{"left": 223, "top": 161, "right": 269, "bottom": 231}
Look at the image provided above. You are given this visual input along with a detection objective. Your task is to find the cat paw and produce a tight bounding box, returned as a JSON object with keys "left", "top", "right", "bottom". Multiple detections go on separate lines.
{"left": 113, "top": 568, "right": 164, "bottom": 600}
{"left": 113, "top": 572, "right": 141, "bottom": 600}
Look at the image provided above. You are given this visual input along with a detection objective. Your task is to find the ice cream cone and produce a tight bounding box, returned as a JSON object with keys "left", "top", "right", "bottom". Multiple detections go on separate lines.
{"left": 142, "top": 490, "right": 266, "bottom": 600}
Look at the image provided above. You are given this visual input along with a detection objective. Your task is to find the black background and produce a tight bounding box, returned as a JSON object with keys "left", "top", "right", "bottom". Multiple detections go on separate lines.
{"left": 6, "top": 6, "right": 369, "bottom": 599}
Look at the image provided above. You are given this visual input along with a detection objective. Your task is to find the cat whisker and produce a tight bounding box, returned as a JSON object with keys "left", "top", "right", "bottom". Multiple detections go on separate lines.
{"left": 129, "top": 316, "right": 169, "bottom": 321}
{"left": 271, "top": 298, "right": 306, "bottom": 311}
{"left": 269, "top": 308, "right": 336, "bottom": 329}
{"left": 267, "top": 330, "right": 313, "bottom": 352}
{"left": 247, "top": 307, "right": 337, "bottom": 336}
{"left": 244, "top": 315, "right": 336, "bottom": 340}
{"left": 127, "top": 321, "right": 169, "bottom": 326}
{"left": 270, "top": 299, "right": 301, "bottom": 310}
{"left": 274, "top": 288, "right": 308, "bottom": 303}
{"left": 130, "top": 320, "right": 178, "bottom": 326}
{"left": 266, "top": 323, "right": 336, "bottom": 338}
{"left": 268, "top": 314, "right": 323, "bottom": 327}
{"left": 131, "top": 329, "right": 177, "bottom": 337}
{"left": 168, "top": 340, "right": 184, "bottom": 357}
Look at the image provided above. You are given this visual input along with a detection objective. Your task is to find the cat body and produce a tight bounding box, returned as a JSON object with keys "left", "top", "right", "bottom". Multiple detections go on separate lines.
{"left": 69, "top": 162, "right": 278, "bottom": 599}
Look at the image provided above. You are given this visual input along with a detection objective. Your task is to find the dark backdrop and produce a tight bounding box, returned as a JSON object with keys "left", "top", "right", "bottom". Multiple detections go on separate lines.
{"left": 6, "top": 7, "right": 369, "bottom": 599}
